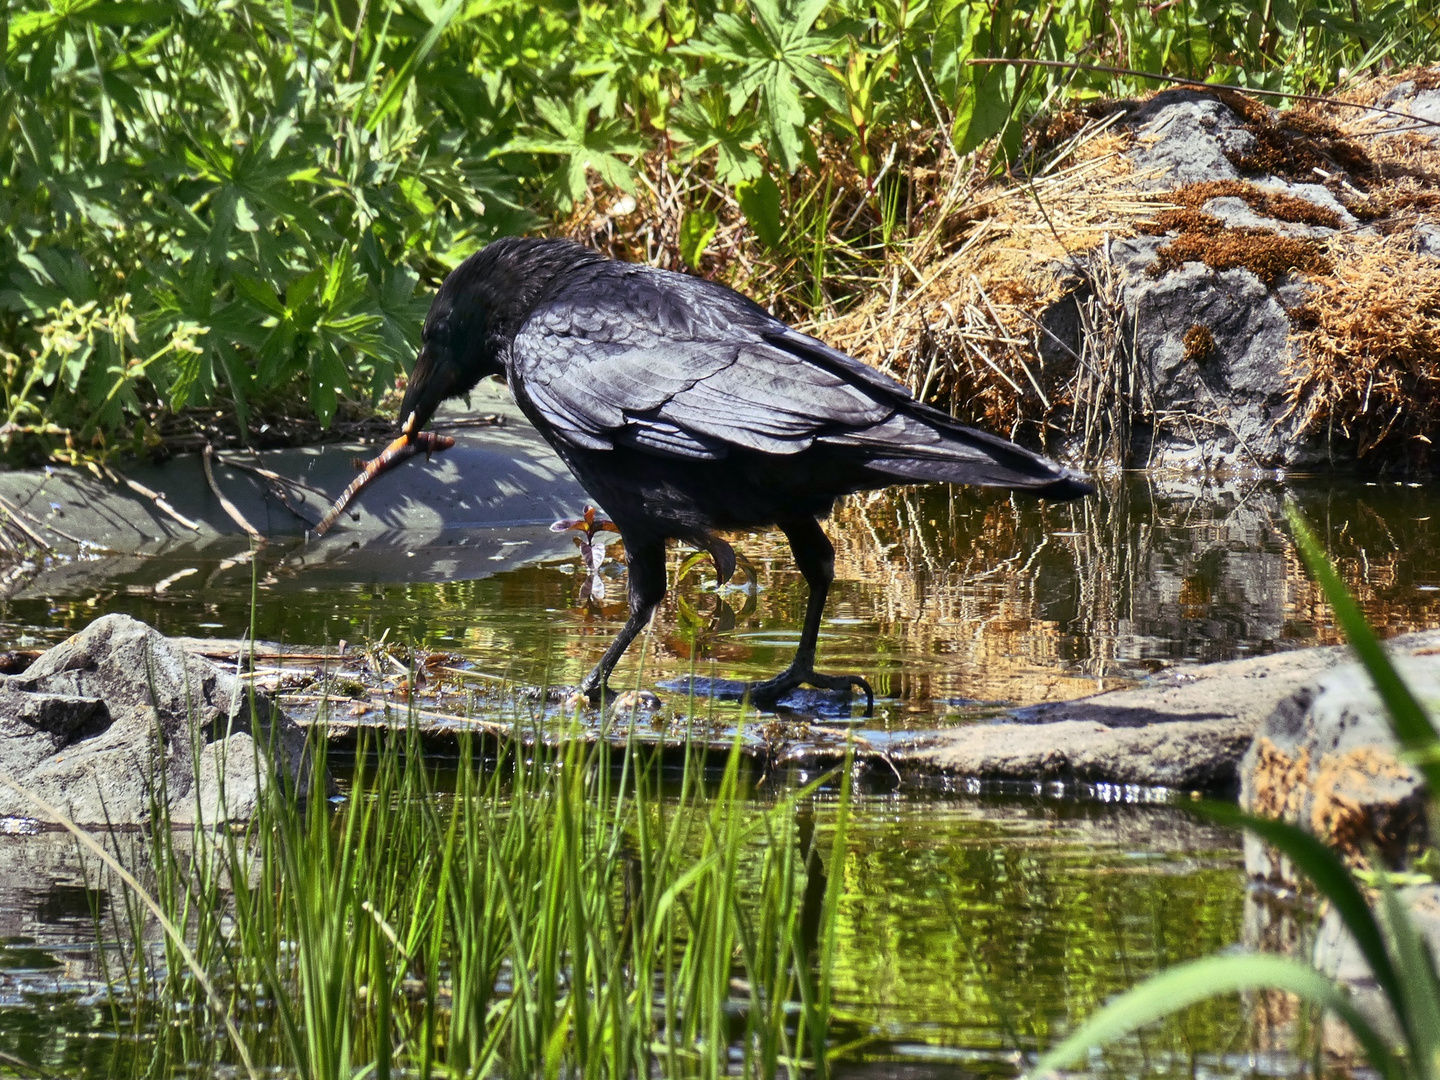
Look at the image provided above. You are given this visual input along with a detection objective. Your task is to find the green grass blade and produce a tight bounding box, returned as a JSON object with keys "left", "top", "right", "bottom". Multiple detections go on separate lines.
{"left": 1378, "top": 875, "right": 1440, "bottom": 1069}
{"left": 1285, "top": 501, "right": 1440, "bottom": 791}
{"left": 1029, "top": 954, "right": 1404, "bottom": 1080}
{"left": 1196, "top": 802, "right": 1406, "bottom": 1016}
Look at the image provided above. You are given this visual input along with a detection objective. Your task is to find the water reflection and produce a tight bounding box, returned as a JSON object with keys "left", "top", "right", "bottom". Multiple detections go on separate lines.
{"left": 2, "top": 477, "right": 1436, "bottom": 731}
{"left": 822, "top": 795, "right": 1253, "bottom": 1074}
{"left": 0, "top": 794, "right": 1260, "bottom": 1079}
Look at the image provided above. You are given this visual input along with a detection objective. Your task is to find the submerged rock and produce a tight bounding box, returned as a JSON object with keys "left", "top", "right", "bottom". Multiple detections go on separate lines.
{"left": 0, "top": 614, "right": 316, "bottom": 825}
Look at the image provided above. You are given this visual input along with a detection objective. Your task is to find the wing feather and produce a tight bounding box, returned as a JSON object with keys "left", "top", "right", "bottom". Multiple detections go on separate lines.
{"left": 511, "top": 264, "right": 896, "bottom": 459}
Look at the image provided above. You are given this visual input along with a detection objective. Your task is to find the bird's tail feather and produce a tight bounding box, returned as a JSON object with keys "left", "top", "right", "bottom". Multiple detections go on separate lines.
{"left": 828, "top": 408, "right": 1093, "bottom": 499}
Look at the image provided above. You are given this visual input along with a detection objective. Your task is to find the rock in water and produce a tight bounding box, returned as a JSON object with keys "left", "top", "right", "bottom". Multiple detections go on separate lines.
{"left": 0, "top": 614, "right": 317, "bottom": 825}
{"left": 1240, "top": 652, "right": 1440, "bottom": 883}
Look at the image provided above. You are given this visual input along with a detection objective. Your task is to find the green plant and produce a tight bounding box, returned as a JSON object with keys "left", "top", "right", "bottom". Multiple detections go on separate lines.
{"left": 4, "top": 0, "right": 1434, "bottom": 456}
{"left": 1031, "top": 501, "right": 1440, "bottom": 1080}
{"left": 76, "top": 701, "right": 851, "bottom": 1079}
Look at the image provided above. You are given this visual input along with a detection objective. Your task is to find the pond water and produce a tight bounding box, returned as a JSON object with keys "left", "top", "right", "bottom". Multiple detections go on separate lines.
{"left": 0, "top": 473, "right": 1436, "bottom": 1076}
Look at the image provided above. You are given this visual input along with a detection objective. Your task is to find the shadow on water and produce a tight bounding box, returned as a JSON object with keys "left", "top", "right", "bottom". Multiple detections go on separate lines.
{"left": 0, "top": 474, "right": 1433, "bottom": 1075}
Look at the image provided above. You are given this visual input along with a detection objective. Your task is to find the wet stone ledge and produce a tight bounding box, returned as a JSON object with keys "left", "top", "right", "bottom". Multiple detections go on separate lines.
{"left": 4, "top": 615, "right": 1435, "bottom": 816}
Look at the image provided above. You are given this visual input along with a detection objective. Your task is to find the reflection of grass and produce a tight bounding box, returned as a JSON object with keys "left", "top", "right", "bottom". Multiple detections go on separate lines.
{"left": 826, "top": 805, "right": 1249, "bottom": 1075}
{"left": 51, "top": 717, "right": 852, "bottom": 1079}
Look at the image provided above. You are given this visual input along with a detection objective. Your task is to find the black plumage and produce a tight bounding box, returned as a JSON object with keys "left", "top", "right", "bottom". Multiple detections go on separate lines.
{"left": 399, "top": 236, "right": 1092, "bottom": 710}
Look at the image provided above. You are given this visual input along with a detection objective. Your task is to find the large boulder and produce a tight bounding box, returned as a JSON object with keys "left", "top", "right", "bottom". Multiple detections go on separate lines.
{"left": 1239, "top": 653, "right": 1440, "bottom": 882}
{"left": 0, "top": 614, "right": 316, "bottom": 825}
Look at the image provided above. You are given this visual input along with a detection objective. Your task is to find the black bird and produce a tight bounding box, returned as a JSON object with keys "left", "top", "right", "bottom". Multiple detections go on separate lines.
{"left": 399, "top": 237, "right": 1092, "bottom": 711}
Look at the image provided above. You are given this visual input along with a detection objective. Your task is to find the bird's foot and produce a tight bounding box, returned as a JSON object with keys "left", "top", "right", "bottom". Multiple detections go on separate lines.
{"left": 746, "top": 668, "right": 875, "bottom": 717}
{"left": 544, "top": 685, "right": 592, "bottom": 711}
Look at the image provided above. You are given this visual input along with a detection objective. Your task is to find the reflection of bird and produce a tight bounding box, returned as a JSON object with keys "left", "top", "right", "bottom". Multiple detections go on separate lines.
{"left": 399, "top": 237, "right": 1092, "bottom": 712}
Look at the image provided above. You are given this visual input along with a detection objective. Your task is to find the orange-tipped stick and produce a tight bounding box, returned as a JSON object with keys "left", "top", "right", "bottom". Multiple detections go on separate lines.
{"left": 312, "top": 431, "right": 456, "bottom": 537}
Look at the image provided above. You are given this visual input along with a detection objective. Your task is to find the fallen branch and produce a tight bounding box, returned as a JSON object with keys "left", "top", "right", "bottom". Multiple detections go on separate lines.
{"left": 202, "top": 444, "right": 264, "bottom": 542}
{"left": 100, "top": 464, "right": 202, "bottom": 532}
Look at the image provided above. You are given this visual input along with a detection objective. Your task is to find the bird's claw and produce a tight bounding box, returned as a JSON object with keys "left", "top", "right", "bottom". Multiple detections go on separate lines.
{"left": 746, "top": 669, "right": 875, "bottom": 716}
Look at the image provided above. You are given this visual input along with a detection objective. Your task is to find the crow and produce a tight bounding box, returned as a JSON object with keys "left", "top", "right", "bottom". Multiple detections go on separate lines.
{"left": 398, "top": 236, "right": 1092, "bottom": 712}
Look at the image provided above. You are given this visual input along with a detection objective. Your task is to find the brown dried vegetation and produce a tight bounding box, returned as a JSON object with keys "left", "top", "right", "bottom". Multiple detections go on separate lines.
{"left": 1287, "top": 236, "right": 1440, "bottom": 457}
{"left": 1213, "top": 92, "right": 1375, "bottom": 180}
{"left": 1150, "top": 227, "right": 1332, "bottom": 285}
{"left": 558, "top": 75, "right": 1440, "bottom": 469}
{"left": 1168, "top": 179, "right": 1343, "bottom": 228}
{"left": 1183, "top": 324, "right": 1215, "bottom": 365}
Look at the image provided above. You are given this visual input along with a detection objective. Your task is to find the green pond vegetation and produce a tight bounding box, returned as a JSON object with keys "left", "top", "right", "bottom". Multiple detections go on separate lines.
{"left": 2, "top": 713, "right": 1252, "bottom": 1080}
{"left": 3, "top": 0, "right": 1437, "bottom": 460}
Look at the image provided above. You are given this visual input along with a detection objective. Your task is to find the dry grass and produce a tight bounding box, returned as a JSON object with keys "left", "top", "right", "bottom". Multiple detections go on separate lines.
{"left": 805, "top": 127, "right": 1153, "bottom": 450}
{"left": 556, "top": 76, "right": 1440, "bottom": 470}
{"left": 1286, "top": 234, "right": 1440, "bottom": 460}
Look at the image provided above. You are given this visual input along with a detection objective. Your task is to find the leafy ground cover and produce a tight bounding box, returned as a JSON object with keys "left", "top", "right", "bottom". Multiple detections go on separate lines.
{"left": 2, "top": 0, "right": 1435, "bottom": 465}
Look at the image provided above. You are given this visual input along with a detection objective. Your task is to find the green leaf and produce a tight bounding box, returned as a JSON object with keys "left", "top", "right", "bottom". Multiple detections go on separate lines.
{"left": 932, "top": 2, "right": 986, "bottom": 102}
{"left": 366, "top": 0, "right": 466, "bottom": 130}
{"left": 679, "top": 210, "right": 719, "bottom": 269}
{"left": 1195, "top": 802, "right": 1407, "bottom": 1025}
{"left": 735, "top": 174, "right": 782, "bottom": 250}
{"left": 955, "top": 62, "right": 1018, "bottom": 156}
{"left": 677, "top": 0, "right": 852, "bottom": 174}
{"left": 1377, "top": 874, "right": 1440, "bottom": 1068}
{"left": 1032, "top": 954, "right": 1405, "bottom": 1080}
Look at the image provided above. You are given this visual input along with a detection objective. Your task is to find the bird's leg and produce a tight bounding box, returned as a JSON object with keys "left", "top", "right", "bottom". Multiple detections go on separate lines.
{"left": 577, "top": 536, "right": 666, "bottom": 705}
{"left": 745, "top": 518, "right": 874, "bottom": 715}
{"left": 703, "top": 533, "right": 736, "bottom": 590}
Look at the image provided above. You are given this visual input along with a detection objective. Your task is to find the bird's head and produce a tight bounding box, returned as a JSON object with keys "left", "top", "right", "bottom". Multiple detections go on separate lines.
{"left": 398, "top": 237, "right": 599, "bottom": 440}
{"left": 397, "top": 263, "right": 502, "bottom": 440}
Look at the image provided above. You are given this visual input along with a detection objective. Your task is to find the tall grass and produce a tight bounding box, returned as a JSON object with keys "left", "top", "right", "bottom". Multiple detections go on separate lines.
{"left": 87, "top": 715, "right": 849, "bottom": 1079}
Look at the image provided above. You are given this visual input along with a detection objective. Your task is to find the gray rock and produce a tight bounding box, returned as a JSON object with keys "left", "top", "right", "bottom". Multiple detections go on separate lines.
{"left": 1039, "top": 88, "right": 1384, "bottom": 472}
{"left": 886, "top": 630, "right": 1440, "bottom": 794}
{"left": 1370, "top": 81, "right": 1440, "bottom": 142}
{"left": 0, "top": 614, "right": 317, "bottom": 825}
{"left": 1240, "top": 653, "right": 1440, "bottom": 883}
{"left": 1124, "top": 91, "right": 1253, "bottom": 189}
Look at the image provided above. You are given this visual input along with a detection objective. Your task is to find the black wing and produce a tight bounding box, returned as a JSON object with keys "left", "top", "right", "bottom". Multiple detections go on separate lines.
{"left": 510, "top": 263, "right": 906, "bottom": 460}
{"left": 509, "top": 261, "right": 1083, "bottom": 492}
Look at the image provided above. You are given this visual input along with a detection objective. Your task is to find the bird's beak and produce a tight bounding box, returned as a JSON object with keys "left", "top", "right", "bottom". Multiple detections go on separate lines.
{"left": 398, "top": 345, "right": 459, "bottom": 441}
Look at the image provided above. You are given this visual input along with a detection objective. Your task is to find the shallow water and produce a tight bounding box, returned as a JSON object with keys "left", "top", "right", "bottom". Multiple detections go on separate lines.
{"left": 0, "top": 474, "right": 1435, "bottom": 1075}
{"left": 0, "top": 794, "right": 1258, "bottom": 1078}
{"left": 4, "top": 475, "right": 1438, "bottom": 729}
